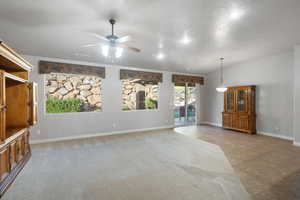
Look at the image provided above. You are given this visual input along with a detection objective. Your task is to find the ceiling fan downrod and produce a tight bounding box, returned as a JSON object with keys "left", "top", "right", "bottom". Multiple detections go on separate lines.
{"left": 109, "top": 18, "right": 116, "bottom": 36}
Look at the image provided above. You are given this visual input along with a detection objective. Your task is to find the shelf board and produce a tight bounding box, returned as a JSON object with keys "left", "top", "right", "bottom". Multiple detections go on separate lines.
{"left": 0, "top": 127, "right": 27, "bottom": 147}
{"left": 5, "top": 72, "right": 27, "bottom": 83}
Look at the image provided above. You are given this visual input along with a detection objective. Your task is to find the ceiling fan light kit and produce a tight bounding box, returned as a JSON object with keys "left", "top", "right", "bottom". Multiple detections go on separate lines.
{"left": 85, "top": 18, "right": 141, "bottom": 59}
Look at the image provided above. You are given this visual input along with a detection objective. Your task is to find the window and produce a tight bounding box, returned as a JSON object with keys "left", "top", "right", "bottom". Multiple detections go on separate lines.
{"left": 122, "top": 79, "right": 158, "bottom": 110}
{"left": 120, "top": 69, "right": 162, "bottom": 111}
{"left": 45, "top": 73, "right": 102, "bottom": 113}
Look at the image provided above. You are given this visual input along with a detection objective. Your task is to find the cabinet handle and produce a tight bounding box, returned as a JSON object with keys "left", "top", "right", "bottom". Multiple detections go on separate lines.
{"left": 0, "top": 105, "right": 7, "bottom": 111}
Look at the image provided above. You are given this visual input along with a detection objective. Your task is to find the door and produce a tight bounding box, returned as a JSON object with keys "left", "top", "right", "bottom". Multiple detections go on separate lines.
{"left": 223, "top": 113, "right": 233, "bottom": 128}
{"left": 174, "top": 83, "right": 197, "bottom": 126}
{"left": 0, "top": 147, "right": 10, "bottom": 182}
{"left": 28, "top": 82, "right": 38, "bottom": 125}
{"left": 0, "top": 70, "right": 5, "bottom": 141}
{"left": 186, "top": 85, "right": 197, "bottom": 125}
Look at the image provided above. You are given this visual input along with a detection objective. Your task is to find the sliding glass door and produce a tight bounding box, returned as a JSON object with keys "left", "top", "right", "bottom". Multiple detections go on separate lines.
{"left": 174, "top": 83, "right": 196, "bottom": 126}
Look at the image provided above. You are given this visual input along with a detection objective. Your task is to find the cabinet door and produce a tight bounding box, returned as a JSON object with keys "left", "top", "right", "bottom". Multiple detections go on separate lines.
{"left": 237, "top": 115, "right": 249, "bottom": 131}
{"left": 9, "top": 141, "right": 17, "bottom": 170}
{"left": 24, "top": 131, "right": 30, "bottom": 154}
{"left": 28, "top": 82, "right": 38, "bottom": 125}
{"left": 223, "top": 113, "right": 233, "bottom": 128}
{"left": 236, "top": 88, "right": 248, "bottom": 113}
{"left": 16, "top": 137, "right": 23, "bottom": 162}
{"left": 225, "top": 89, "right": 235, "bottom": 112}
{"left": 0, "top": 70, "right": 5, "bottom": 141}
{"left": 0, "top": 147, "right": 10, "bottom": 182}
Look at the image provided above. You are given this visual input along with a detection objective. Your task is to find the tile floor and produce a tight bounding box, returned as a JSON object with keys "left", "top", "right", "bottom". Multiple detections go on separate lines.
{"left": 175, "top": 125, "right": 300, "bottom": 200}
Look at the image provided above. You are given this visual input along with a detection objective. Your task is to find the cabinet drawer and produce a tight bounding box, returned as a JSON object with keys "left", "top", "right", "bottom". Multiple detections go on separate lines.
{"left": 0, "top": 147, "right": 10, "bottom": 182}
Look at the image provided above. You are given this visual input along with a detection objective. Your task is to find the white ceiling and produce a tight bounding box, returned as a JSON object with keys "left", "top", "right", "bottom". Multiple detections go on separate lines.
{"left": 0, "top": 0, "right": 300, "bottom": 74}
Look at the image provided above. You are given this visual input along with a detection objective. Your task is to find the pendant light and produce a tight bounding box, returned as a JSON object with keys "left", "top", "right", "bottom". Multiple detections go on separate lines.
{"left": 216, "top": 58, "right": 228, "bottom": 92}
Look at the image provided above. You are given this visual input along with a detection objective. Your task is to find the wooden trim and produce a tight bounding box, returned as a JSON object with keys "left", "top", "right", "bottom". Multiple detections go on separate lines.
{"left": 0, "top": 41, "right": 32, "bottom": 72}
{"left": 120, "top": 69, "right": 163, "bottom": 83}
{"left": 0, "top": 128, "right": 27, "bottom": 148}
{"left": 4, "top": 72, "right": 27, "bottom": 83}
{"left": 172, "top": 74, "right": 204, "bottom": 85}
{"left": 39, "top": 61, "right": 105, "bottom": 78}
{"left": 225, "top": 85, "right": 256, "bottom": 89}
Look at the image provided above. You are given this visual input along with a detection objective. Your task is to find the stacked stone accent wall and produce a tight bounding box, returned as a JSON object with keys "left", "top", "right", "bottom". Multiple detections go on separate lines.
{"left": 122, "top": 79, "right": 158, "bottom": 110}
{"left": 45, "top": 73, "right": 102, "bottom": 111}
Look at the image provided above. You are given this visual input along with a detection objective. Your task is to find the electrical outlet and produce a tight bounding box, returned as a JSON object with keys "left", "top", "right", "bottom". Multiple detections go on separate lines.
{"left": 112, "top": 123, "right": 117, "bottom": 128}
{"left": 37, "top": 129, "right": 41, "bottom": 135}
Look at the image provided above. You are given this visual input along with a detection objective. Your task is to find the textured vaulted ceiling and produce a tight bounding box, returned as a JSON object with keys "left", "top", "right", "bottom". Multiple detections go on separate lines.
{"left": 0, "top": 0, "right": 300, "bottom": 74}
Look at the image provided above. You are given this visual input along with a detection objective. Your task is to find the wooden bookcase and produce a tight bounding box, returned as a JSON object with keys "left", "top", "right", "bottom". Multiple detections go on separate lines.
{"left": 0, "top": 41, "right": 37, "bottom": 197}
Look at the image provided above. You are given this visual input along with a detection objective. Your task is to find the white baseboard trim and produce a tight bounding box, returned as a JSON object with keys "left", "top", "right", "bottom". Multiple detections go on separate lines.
{"left": 293, "top": 141, "right": 300, "bottom": 147}
{"left": 200, "top": 121, "right": 294, "bottom": 142}
{"left": 257, "top": 131, "right": 294, "bottom": 141}
{"left": 30, "top": 125, "right": 175, "bottom": 145}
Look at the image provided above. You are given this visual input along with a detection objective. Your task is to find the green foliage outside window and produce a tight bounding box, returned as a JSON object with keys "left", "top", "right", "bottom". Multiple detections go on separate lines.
{"left": 145, "top": 98, "right": 157, "bottom": 109}
{"left": 46, "top": 97, "right": 82, "bottom": 113}
{"left": 122, "top": 105, "right": 130, "bottom": 111}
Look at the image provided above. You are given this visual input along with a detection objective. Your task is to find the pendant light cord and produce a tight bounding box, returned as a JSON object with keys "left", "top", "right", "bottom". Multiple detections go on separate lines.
{"left": 220, "top": 58, "right": 224, "bottom": 85}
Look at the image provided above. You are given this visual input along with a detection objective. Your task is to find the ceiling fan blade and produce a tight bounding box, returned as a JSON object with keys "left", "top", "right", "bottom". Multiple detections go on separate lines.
{"left": 81, "top": 44, "right": 100, "bottom": 48}
{"left": 119, "top": 44, "right": 141, "bottom": 52}
{"left": 89, "top": 33, "right": 109, "bottom": 41}
{"left": 116, "top": 35, "right": 131, "bottom": 43}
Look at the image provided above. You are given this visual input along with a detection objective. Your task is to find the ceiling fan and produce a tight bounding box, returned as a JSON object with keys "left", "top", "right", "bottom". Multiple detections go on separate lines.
{"left": 83, "top": 19, "right": 141, "bottom": 58}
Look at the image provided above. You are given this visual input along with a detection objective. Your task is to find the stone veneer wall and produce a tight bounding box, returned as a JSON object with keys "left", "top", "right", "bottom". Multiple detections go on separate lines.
{"left": 45, "top": 73, "right": 102, "bottom": 111}
{"left": 122, "top": 79, "right": 158, "bottom": 110}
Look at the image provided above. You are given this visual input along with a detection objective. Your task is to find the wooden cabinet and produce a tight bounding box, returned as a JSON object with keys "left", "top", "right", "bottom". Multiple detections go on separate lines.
{"left": 0, "top": 41, "right": 36, "bottom": 197}
{"left": 222, "top": 86, "right": 256, "bottom": 134}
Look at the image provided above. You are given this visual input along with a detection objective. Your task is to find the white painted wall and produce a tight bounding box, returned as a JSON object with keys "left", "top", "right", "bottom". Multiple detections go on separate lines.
{"left": 25, "top": 55, "right": 204, "bottom": 141}
{"left": 204, "top": 51, "right": 294, "bottom": 139}
{"left": 294, "top": 46, "right": 300, "bottom": 145}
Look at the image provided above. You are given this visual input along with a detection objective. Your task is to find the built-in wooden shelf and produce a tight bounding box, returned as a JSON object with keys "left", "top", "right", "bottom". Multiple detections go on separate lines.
{"left": 0, "top": 41, "right": 32, "bottom": 72}
{"left": 0, "top": 41, "right": 36, "bottom": 197}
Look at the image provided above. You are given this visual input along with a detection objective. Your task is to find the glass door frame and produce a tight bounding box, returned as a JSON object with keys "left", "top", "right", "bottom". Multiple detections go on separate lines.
{"left": 174, "top": 83, "right": 197, "bottom": 127}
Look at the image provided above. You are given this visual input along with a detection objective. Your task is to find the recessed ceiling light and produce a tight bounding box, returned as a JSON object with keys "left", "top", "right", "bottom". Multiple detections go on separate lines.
{"left": 180, "top": 35, "right": 191, "bottom": 45}
{"left": 158, "top": 42, "right": 164, "bottom": 49}
{"left": 156, "top": 53, "right": 165, "bottom": 60}
{"left": 229, "top": 9, "right": 244, "bottom": 20}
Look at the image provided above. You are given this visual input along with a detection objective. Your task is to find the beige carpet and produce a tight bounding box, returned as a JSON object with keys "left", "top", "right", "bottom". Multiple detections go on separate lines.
{"left": 3, "top": 129, "right": 251, "bottom": 200}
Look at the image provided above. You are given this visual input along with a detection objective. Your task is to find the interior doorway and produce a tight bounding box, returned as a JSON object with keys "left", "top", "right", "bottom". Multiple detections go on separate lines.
{"left": 174, "top": 83, "right": 197, "bottom": 126}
